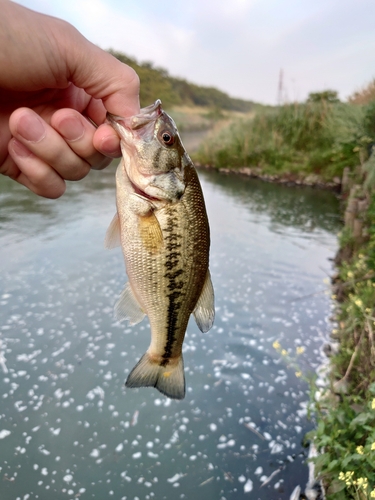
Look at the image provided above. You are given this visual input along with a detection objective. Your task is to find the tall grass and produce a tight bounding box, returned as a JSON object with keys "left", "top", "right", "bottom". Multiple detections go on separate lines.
{"left": 195, "top": 101, "right": 367, "bottom": 181}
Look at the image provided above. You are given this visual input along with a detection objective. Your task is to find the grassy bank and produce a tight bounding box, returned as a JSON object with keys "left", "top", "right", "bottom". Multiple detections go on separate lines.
{"left": 194, "top": 99, "right": 373, "bottom": 185}
{"left": 307, "top": 167, "right": 375, "bottom": 499}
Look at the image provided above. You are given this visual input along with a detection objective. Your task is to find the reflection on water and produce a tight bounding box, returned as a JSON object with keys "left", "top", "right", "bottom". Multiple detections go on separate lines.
{"left": 0, "top": 167, "right": 340, "bottom": 499}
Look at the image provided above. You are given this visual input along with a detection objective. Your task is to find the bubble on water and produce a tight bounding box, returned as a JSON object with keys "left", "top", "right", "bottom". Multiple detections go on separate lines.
{"left": 167, "top": 473, "right": 184, "bottom": 483}
{"left": 269, "top": 441, "right": 283, "bottom": 454}
{"left": 90, "top": 449, "right": 100, "bottom": 458}
{"left": 209, "top": 423, "right": 217, "bottom": 432}
{"left": 0, "top": 430, "right": 11, "bottom": 439}
{"left": 63, "top": 474, "right": 73, "bottom": 483}
{"left": 120, "top": 472, "right": 132, "bottom": 482}
{"left": 38, "top": 447, "right": 50, "bottom": 455}
{"left": 132, "top": 452, "right": 142, "bottom": 459}
{"left": 41, "top": 468, "right": 48, "bottom": 476}
{"left": 244, "top": 479, "right": 253, "bottom": 493}
{"left": 115, "top": 443, "right": 123, "bottom": 452}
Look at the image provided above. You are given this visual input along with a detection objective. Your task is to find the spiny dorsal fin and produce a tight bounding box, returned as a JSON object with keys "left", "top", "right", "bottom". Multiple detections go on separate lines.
{"left": 114, "top": 282, "right": 146, "bottom": 325}
{"left": 104, "top": 213, "right": 121, "bottom": 249}
{"left": 193, "top": 270, "right": 215, "bottom": 333}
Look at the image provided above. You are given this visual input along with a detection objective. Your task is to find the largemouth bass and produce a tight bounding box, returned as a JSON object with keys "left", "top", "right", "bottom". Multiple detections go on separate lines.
{"left": 106, "top": 100, "right": 214, "bottom": 400}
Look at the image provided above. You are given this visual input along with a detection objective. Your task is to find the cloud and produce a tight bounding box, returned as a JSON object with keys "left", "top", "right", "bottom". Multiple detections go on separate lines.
{"left": 15, "top": 0, "right": 375, "bottom": 103}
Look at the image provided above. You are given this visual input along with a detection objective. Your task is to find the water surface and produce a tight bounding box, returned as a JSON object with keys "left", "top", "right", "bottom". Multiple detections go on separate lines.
{"left": 0, "top": 167, "right": 340, "bottom": 499}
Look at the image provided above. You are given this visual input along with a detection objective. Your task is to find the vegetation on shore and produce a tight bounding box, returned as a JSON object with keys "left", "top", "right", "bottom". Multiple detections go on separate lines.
{"left": 309, "top": 175, "right": 375, "bottom": 499}
{"left": 302, "top": 87, "right": 375, "bottom": 499}
{"left": 194, "top": 92, "right": 375, "bottom": 186}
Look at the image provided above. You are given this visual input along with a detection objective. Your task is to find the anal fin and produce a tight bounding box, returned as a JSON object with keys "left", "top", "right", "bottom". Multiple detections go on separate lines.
{"left": 193, "top": 270, "right": 215, "bottom": 333}
{"left": 114, "top": 282, "right": 145, "bottom": 325}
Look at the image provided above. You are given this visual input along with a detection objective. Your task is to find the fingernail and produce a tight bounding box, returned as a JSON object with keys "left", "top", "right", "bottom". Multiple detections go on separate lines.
{"left": 11, "top": 139, "right": 33, "bottom": 157}
{"left": 57, "top": 116, "right": 85, "bottom": 141}
{"left": 17, "top": 114, "right": 46, "bottom": 142}
{"left": 101, "top": 135, "right": 121, "bottom": 157}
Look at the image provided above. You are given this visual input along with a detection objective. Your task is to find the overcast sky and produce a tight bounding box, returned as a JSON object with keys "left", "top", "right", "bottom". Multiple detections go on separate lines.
{"left": 17, "top": 0, "right": 375, "bottom": 104}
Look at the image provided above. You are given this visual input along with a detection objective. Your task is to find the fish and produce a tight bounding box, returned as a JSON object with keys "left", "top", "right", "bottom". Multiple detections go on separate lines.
{"left": 105, "top": 100, "right": 214, "bottom": 400}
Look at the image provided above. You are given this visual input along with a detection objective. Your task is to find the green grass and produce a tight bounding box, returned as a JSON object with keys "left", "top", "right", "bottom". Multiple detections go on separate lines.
{"left": 307, "top": 192, "right": 375, "bottom": 499}
{"left": 195, "top": 101, "right": 367, "bottom": 182}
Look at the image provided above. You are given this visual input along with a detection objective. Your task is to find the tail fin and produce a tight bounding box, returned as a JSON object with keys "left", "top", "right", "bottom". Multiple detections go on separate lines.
{"left": 125, "top": 353, "right": 185, "bottom": 400}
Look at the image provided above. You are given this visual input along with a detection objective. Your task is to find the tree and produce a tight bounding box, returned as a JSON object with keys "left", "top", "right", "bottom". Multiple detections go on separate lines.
{"left": 307, "top": 90, "right": 340, "bottom": 103}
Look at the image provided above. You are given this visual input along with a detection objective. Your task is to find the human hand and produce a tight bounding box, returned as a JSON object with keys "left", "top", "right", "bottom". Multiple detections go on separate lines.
{"left": 0, "top": 0, "right": 140, "bottom": 198}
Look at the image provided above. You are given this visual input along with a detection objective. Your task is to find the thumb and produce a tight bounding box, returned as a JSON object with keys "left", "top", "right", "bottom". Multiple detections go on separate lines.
{"left": 67, "top": 32, "right": 140, "bottom": 117}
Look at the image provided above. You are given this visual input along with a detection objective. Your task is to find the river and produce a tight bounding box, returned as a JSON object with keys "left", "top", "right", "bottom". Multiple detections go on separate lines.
{"left": 0, "top": 165, "right": 340, "bottom": 499}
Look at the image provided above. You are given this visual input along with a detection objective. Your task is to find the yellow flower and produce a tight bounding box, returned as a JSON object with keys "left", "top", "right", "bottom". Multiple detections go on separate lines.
{"left": 295, "top": 371, "right": 302, "bottom": 378}
{"left": 281, "top": 349, "right": 288, "bottom": 356}
{"left": 356, "top": 445, "right": 364, "bottom": 455}
{"left": 338, "top": 472, "right": 345, "bottom": 481}
{"left": 272, "top": 341, "right": 281, "bottom": 350}
{"left": 356, "top": 477, "right": 368, "bottom": 490}
{"left": 354, "top": 298, "right": 363, "bottom": 308}
{"left": 296, "top": 346, "right": 305, "bottom": 355}
{"left": 371, "top": 442, "right": 375, "bottom": 451}
{"left": 331, "top": 294, "right": 337, "bottom": 300}
{"left": 371, "top": 489, "right": 375, "bottom": 498}
{"left": 371, "top": 398, "right": 375, "bottom": 410}
{"left": 347, "top": 271, "right": 354, "bottom": 279}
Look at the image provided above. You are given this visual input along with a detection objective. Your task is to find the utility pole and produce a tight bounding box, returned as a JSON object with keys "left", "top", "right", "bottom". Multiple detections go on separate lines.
{"left": 277, "top": 68, "right": 283, "bottom": 105}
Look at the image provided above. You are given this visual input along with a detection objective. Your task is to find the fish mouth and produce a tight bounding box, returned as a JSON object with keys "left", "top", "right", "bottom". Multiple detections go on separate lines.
{"left": 106, "top": 100, "right": 163, "bottom": 132}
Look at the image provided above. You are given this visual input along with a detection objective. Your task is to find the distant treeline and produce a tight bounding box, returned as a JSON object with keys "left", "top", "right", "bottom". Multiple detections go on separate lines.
{"left": 108, "top": 49, "right": 254, "bottom": 112}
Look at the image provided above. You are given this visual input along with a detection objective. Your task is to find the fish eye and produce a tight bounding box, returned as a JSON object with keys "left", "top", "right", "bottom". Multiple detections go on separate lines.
{"left": 161, "top": 131, "right": 175, "bottom": 146}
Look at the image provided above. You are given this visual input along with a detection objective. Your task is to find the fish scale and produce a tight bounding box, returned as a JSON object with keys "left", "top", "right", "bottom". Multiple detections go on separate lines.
{"left": 106, "top": 100, "right": 214, "bottom": 399}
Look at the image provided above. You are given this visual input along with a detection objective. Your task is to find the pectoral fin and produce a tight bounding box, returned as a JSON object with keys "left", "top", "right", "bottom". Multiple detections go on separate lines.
{"left": 139, "top": 213, "right": 163, "bottom": 254}
{"left": 114, "top": 282, "right": 146, "bottom": 325}
{"left": 193, "top": 270, "right": 215, "bottom": 333}
{"left": 104, "top": 213, "right": 121, "bottom": 249}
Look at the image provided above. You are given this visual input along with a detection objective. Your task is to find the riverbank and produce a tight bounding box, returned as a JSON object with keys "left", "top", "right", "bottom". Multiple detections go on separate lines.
{"left": 194, "top": 100, "right": 367, "bottom": 188}
{"left": 195, "top": 162, "right": 343, "bottom": 191}
{"left": 307, "top": 162, "right": 375, "bottom": 499}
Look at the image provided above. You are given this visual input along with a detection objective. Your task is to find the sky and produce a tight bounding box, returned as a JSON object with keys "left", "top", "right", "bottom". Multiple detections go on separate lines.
{"left": 16, "top": 0, "right": 375, "bottom": 105}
